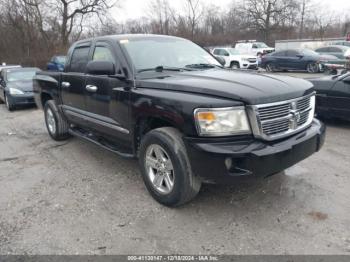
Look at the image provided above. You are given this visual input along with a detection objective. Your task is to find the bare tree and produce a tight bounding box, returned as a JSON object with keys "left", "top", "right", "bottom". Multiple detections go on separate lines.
{"left": 312, "top": 11, "right": 335, "bottom": 39}
{"left": 53, "top": 0, "right": 116, "bottom": 48}
{"left": 241, "top": 0, "right": 299, "bottom": 43}
{"left": 148, "top": 0, "right": 173, "bottom": 35}
{"left": 184, "top": 0, "right": 203, "bottom": 39}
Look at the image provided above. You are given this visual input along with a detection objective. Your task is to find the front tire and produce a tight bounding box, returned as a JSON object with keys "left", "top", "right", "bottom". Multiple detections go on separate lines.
{"left": 230, "top": 62, "right": 240, "bottom": 69}
{"left": 4, "top": 93, "right": 15, "bottom": 111}
{"left": 265, "top": 63, "right": 276, "bottom": 72}
{"left": 44, "top": 100, "right": 70, "bottom": 141}
{"left": 139, "top": 127, "right": 201, "bottom": 207}
{"left": 307, "top": 62, "right": 319, "bottom": 73}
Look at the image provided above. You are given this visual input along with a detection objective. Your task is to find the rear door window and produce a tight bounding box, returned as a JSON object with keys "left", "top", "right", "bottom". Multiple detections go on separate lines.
{"left": 213, "top": 49, "right": 221, "bottom": 55}
{"left": 316, "top": 47, "right": 329, "bottom": 52}
{"left": 70, "top": 46, "right": 91, "bottom": 73}
{"left": 286, "top": 50, "right": 299, "bottom": 57}
{"left": 329, "top": 47, "right": 341, "bottom": 52}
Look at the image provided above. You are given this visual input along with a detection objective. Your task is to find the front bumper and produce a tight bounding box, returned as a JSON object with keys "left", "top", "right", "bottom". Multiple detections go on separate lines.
{"left": 184, "top": 119, "right": 325, "bottom": 183}
{"left": 241, "top": 63, "right": 258, "bottom": 69}
{"left": 7, "top": 93, "right": 35, "bottom": 106}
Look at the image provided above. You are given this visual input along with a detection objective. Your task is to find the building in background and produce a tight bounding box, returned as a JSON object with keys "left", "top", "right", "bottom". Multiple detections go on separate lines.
{"left": 275, "top": 37, "right": 348, "bottom": 51}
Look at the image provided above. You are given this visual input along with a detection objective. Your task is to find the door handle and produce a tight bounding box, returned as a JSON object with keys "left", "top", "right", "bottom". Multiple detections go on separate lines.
{"left": 62, "top": 82, "right": 71, "bottom": 89}
{"left": 86, "top": 85, "right": 98, "bottom": 92}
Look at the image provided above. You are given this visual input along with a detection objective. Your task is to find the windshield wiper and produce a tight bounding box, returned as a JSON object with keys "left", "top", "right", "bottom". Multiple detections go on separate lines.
{"left": 138, "top": 66, "right": 192, "bottom": 73}
{"left": 185, "top": 63, "right": 222, "bottom": 69}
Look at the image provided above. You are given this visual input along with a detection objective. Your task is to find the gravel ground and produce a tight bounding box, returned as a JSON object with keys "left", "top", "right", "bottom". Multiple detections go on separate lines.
{"left": 0, "top": 74, "right": 349, "bottom": 255}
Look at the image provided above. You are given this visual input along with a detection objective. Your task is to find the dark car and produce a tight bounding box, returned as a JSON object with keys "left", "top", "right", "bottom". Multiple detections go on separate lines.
{"left": 260, "top": 49, "right": 338, "bottom": 73}
{"left": 33, "top": 34, "right": 325, "bottom": 206}
{"left": 47, "top": 56, "right": 66, "bottom": 71}
{"left": 310, "top": 73, "right": 350, "bottom": 121}
{"left": 333, "top": 41, "right": 350, "bottom": 47}
{"left": 315, "top": 45, "right": 350, "bottom": 59}
{"left": 0, "top": 67, "right": 40, "bottom": 111}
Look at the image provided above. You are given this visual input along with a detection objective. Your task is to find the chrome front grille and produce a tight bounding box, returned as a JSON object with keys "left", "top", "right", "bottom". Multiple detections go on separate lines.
{"left": 247, "top": 93, "right": 316, "bottom": 141}
{"left": 248, "top": 58, "right": 257, "bottom": 63}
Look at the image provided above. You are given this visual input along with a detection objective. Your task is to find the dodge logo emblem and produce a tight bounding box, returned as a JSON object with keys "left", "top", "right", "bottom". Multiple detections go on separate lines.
{"left": 289, "top": 102, "right": 300, "bottom": 130}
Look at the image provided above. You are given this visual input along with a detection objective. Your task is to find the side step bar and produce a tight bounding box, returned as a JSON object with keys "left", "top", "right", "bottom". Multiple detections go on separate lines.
{"left": 68, "top": 128, "right": 135, "bottom": 158}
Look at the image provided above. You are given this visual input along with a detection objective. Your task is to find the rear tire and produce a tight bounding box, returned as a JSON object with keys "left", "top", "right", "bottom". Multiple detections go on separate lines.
{"left": 44, "top": 100, "right": 70, "bottom": 141}
{"left": 139, "top": 127, "right": 201, "bottom": 207}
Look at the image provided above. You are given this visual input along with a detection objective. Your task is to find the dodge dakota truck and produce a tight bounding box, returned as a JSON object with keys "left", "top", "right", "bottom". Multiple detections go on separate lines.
{"left": 33, "top": 34, "right": 326, "bottom": 206}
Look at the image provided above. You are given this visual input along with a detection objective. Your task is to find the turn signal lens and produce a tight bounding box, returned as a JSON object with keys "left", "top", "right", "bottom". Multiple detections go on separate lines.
{"left": 196, "top": 112, "right": 216, "bottom": 121}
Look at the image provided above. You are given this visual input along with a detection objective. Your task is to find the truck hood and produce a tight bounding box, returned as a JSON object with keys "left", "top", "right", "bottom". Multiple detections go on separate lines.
{"left": 7, "top": 80, "right": 33, "bottom": 92}
{"left": 137, "top": 69, "right": 314, "bottom": 105}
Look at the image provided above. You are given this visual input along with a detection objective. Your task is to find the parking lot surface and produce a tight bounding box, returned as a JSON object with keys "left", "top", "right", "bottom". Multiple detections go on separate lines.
{"left": 0, "top": 74, "right": 350, "bottom": 254}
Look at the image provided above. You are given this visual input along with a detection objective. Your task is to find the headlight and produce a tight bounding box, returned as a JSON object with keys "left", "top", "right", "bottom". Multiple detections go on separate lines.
{"left": 194, "top": 107, "right": 251, "bottom": 136}
{"left": 242, "top": 58, "right": 249, "bottom": 62}
{"left": 9, "top": 88, "right": 24, "bottom": 95}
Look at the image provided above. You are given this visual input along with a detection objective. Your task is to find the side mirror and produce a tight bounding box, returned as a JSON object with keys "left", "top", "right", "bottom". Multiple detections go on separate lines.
{"left": 86, "top": 60, "right": 115, "bottom": 75}
{"left": 215, "top": 56, "right": 226, "bottom": 66}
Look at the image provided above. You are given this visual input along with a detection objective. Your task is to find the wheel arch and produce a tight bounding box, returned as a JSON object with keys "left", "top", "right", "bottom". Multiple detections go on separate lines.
{"left": 41, "top": 92, "right": 53, "bottom": 108}
{"left": 230, "top": 60, "right": 240, "bottom": 66}
{"left": 134, "top": 116, "right": 180, "bottom": 155}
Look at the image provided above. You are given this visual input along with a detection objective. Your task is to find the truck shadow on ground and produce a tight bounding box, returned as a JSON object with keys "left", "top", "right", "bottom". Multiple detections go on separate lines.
{"left": 320, "top": 117, "right": 350, "bottom": 129}
{"left": 69, "top": 136, "right": 291, "bottom": 211}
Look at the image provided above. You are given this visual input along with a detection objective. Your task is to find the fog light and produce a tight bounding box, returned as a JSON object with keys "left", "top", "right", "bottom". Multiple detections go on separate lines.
{"left": 225, "top": 158, "right": 232, "bottom": 170}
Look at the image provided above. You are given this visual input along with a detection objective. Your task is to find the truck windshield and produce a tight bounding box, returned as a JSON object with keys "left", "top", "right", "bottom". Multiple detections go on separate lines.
{"left": 120, "top": 37, "right": 221, "bottom": 72}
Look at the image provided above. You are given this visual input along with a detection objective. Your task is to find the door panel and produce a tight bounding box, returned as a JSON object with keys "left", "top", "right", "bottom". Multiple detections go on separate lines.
{"left": 327, "top": 79, "right": 350, "bottom": 119}
{"left": 84, "top": 42, "right": 131, "bottom": 146}
{"left": 61, "top": 73, "right": 86, "bottom": 110}
{"left": 283, "top": 50, "right": 302, "bottom": 69}
{"left": 61, "top": 44, "right": 91, "bottom": 126}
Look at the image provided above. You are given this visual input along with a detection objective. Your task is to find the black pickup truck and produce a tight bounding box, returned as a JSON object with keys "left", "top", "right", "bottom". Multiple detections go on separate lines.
{"left": 34, "top": 34, "right": 326, "bottom": 206}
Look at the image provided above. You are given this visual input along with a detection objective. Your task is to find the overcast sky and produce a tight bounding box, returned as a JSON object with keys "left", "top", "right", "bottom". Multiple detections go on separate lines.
{"left": 111, "top": 0, "right": 350, "bottom": 22}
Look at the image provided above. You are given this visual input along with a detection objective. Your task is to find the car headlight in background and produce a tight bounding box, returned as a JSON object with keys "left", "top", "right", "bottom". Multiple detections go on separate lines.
{"left": 242, "top": 58, "right": 249, "bottom": 62}
{"left": 9, "top": 88, "right": 24, "bottom": 95}
{"left": 194, "top": 107, "right": 251, "bottom": 136}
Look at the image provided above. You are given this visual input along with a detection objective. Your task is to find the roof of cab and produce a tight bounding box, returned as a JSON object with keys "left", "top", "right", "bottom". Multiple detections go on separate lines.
{"left": 73, "top": 34, "right": 185, "bottom": 45}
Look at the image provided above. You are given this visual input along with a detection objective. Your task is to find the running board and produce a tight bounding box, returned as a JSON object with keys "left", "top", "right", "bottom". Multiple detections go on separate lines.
{"left": 68, "top": 128, "right": 135, "bottom": 158}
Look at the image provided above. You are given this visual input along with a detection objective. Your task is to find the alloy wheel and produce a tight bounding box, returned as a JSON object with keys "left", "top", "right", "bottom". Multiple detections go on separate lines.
{"left": 46, "top": 107, "right": 56, "bottom": 135}
{"left": 266, "top": 63, "right": 274, "bottom": 72}
{"left": 5, "top": 95, "right": 9, "bottom": 109}
{"left": 145, "top": 144, "right": 175, "bottom": 195}
{"left": 307, "top": 63, "right": 319, "bottom": 73}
